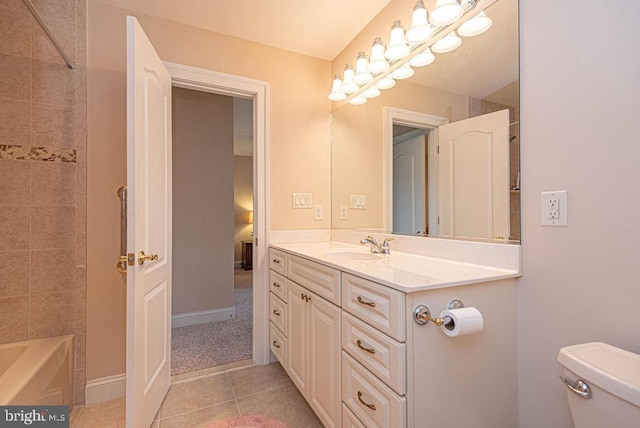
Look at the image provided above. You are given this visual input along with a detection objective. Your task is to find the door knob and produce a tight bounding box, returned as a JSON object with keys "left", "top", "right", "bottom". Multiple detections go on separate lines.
{"left": 138, "top": 251, "right": 159, "bottom": 265}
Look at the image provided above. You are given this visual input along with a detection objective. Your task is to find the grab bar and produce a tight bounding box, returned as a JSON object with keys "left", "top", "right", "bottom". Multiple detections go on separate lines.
{"left": 116, "top": 186, "right": 129, "bottom": 273}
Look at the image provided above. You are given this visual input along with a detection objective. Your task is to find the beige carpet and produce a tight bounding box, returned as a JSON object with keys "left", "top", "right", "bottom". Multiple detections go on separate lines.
{"left": 171, "top": 268, "right": 253, "bottom": 375}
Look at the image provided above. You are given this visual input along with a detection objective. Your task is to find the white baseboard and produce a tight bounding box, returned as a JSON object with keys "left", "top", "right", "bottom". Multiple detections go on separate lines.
{"left": 85, "top": 373, "right": 126, "bottom": 405}
{"left": 171, "top": 306, "right": 235, "bottom": 328}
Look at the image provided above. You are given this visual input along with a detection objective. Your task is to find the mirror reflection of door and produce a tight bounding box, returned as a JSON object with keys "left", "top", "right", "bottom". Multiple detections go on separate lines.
{"left": 393, "top": 129, "right": 427, "bottom": 235}
{"left": 438, "top": 109, "right": 510, "bottom": 240}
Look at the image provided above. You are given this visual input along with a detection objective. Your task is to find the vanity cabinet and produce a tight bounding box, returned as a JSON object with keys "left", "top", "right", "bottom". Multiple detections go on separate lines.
{"left": 270, "top": 251, "right": 342, "bottom": 428}
{"left": 269, "top": 247, "right": 517, "bottom": 428}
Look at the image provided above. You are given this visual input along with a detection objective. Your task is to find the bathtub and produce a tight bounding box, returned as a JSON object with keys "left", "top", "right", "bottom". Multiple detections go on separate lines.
{"left": 0, "top": 335, "right": 74, "bottom": 405}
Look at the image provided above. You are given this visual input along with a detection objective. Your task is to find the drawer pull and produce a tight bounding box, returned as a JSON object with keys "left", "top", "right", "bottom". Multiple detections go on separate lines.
{"left": 357, "top": 296, "right": 376, "bottom": 307}
{"left": 273, "top": 309, "right": 281, "bottom": 316}
{"left": 301, "top": 293, "right": 311, "bottom": 302}
{"left": 272, "top": 282, "right": 281, "bottom": 288}
{"left": 272, "top": 259, "right": 281, "bottom": 264}
{"left": 356, "top": 339, "right": 376, "bottom": 355}
{"left": 272, "top": 340, "right": 281, "bottom": 349}
{"left": 357, "top": 391, "right": 376, "bottom": 411}
{"left": 301, "top": 293, "right": 306, "bottom": 300}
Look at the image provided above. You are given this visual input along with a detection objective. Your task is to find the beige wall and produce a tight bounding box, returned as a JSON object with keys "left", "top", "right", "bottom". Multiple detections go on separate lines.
{"left": 86, "top": 1, "right": 331, "bottom": 381}
{"left": 518, "top": 1, "right": 640, "bottom": 426}
{"left": 0, "top": 0, "right": 87, "bottom": 405}
{"left": 172, "top": 88, "right": 234, "bottom": 315}
{"left": 331, "top": 81, "right": 468, "bottom": 229}
{"left": 234, "top": 155, "right": 253, "bottom": 263}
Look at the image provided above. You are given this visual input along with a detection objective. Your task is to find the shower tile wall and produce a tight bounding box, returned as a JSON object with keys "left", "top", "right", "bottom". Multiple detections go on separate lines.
{"left": 469, "top": 97, "right": 521, "bottom": 241}
{"left": 0, "top": 0, "right": 87, "bottom": 405}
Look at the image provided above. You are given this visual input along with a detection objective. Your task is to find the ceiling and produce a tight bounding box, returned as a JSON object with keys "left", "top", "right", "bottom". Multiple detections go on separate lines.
{"left": 93, "top": 0, "right": 393, "bottom": 60}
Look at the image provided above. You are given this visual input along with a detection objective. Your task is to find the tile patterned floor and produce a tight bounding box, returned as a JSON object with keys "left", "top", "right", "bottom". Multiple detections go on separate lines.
{"left": 70, "top": 362, "right": 322, "bottom": 428}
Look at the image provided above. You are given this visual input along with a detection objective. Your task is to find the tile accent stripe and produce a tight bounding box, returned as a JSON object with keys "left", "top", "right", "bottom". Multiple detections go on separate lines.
{"left": 0, "top": 145, "right": 77, "bottom": 163}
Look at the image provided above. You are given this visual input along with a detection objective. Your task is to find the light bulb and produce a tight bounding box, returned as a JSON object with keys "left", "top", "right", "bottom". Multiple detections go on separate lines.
{"left": 409, "top": 48, "right": 435, "bottom": 67}
{"left": 429, "top": 0, "right": 462, "bottom": 27}
{"left": 362, "top": 87, "right": 380, "bottom": 98}
{"left": 432, "top": 31, "right": 461, "bottom": 53}
{"left": 385, "top": 21, "right": 410, "bottom": 61}
{"left": 354, "top": 52, "right": 373, "bottom": 84}
{"left": 391, "top": 63, "right": 414, "bottom": 80}
{"left": 405, "top": 0, "right": 434, "bottom": 44}
{"left": 457, "top": 11, "right": 492, "bottom": 37}
{"left": 340, "top": 64, "right": 359, "bottom": 94}
{"left": 368, "top": 37, "right": 390, "bottom": 74}
{"left": 349, "top": 96, "right": 367, "bottom": 105}
{"left": 328, "top": 74, "right": 347, "bottom": 101}
{"left": 376, "top": 76, "right": 396, "bottom": 90}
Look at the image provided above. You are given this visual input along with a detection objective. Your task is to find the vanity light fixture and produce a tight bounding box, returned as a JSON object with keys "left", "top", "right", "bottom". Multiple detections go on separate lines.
{"left": 457, "top": 11, "right": 492, "bottom": 37}
{"left": 349, "top": 96, "right": 367, "bottom": 105}
{"left": 328, "top": 74, "right": 347, "bottom": 101}
{"left": 431, "top": 31, "right": 462, "bottom": 53}
{"left": 385, "top": 21, "right": 410, "bottom": 61}
{"left": 368, "top": 37, "right": 390, "bottom": 74}
{"left": 354, "top": 52, "right": 374, "bottom": 84}
{"left": 409, "top": 48, "right": 435, "bottom": 67}
{"left": 376, "top": 76, "right": 396, "bottom": 89}
{"left": 405, "top": 0, "right": 434, "bottom": 44}
{"left": 430, "top": 0, "right": 463, "bottom": 26}
{"left": 327, "top": 0, "right": 493, "bottom": 105}
{"left": 391, "top": 63, "right": 415, "bottom": 80}
{"left": 340, "top": 64, "right": 359, "bottom": 94}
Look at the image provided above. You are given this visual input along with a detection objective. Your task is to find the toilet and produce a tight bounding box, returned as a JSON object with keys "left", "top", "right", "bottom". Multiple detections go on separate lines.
{"left": 558, "top": 342, "right": 640, "bottom": 428}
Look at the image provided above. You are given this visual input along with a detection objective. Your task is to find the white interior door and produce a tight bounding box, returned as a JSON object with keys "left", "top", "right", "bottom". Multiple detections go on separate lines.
{"left": 393, "top": 134, "right": 426, "bottom": 234}
{"left": 126, "top": 16, "right": 172, "bottom": 428}
{"left": 437, "top": 109, "right": 509, "bottom": 240}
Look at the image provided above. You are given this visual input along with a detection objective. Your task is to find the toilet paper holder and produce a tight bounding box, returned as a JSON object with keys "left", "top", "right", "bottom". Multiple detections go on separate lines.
{"left": 413, "top": 299, "right": 464, "bottom": 326}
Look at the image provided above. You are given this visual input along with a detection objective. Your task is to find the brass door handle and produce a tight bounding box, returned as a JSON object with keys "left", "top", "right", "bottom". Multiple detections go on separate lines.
{"left": 138, "top": 251, "right": 159, "bottom": 265}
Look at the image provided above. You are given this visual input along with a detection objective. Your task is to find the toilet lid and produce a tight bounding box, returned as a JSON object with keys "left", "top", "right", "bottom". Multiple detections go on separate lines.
{"left": 558, "top": 342, "right": 640, "bottom": 407}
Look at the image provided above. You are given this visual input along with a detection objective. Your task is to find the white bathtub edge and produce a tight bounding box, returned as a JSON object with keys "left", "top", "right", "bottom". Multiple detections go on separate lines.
{"left": 85, "top": 373, "right": 126, "bottom": 405}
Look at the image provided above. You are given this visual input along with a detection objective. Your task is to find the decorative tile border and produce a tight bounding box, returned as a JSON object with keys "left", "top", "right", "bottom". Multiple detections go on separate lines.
{"left": 0, "top": 145, "right": 77, "bottom": 163}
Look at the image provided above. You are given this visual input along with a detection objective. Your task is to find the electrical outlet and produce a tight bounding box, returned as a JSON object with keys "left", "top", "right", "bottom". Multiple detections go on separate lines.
{"left": 339, "top": 205, "right": 348, "bottom": 220}
{"left": 314, "top": 205, "right": 323, "bottom": 220}
{"left": 541, "top": 190, "right": 567, "bottom": 226}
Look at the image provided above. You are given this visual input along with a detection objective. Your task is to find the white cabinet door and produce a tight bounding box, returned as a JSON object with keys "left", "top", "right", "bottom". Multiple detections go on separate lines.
{"left": 308, "top": 292, "right": 341, "bottom": 428}
{"left": 286, "top": 281, "right": 308, "bottom": 393}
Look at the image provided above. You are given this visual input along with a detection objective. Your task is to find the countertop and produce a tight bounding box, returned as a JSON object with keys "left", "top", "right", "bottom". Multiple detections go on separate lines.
{"left": 270, "top": 241, "right": 520, "bottom": 293}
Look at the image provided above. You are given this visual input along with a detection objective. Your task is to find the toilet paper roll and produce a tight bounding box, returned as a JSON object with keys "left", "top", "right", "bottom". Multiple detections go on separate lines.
{"left": 438, "top": 307, "right": 484, "bottom": 337}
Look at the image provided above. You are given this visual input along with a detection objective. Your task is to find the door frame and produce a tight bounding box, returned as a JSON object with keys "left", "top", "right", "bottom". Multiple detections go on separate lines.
{"left": 164, "top": 62, "right": 271, "bottom": 365}
{"left": 383, "top": 107, "right": 448, "bottom": 233}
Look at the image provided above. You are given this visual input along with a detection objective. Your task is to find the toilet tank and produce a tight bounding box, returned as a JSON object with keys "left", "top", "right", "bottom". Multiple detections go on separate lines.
{"left": 558, "top": 342, "right": 640, "bottom": 428}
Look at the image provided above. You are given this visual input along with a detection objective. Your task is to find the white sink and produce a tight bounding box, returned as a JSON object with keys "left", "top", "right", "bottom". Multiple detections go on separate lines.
{"left": 321, "top": 249, "right": 386, "bottom": 261}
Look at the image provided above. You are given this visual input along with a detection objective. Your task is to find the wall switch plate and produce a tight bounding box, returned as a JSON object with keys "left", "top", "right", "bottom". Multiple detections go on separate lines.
{"left": 314, "top": 205, "right": 323, "bottom": 220}
{"left": 349, "top": 194, "right": 367, "bottom": 209}
{"left": 339, "top": 205, "right": 348, "bottom": 220}
{"left": 541, "top": 190, "right": 567, "bottom": 226}
{"left": 292, "top": 193, "right": 312, "bottom": 209}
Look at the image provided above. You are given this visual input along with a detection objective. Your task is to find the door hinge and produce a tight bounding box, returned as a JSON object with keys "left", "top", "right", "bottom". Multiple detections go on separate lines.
{"left": 437, "top": 216, "right": 440, "bottom": 225}
{"left": 255, "top": 238, "right": 258, "bottom": 247}
{"left": 437, "top": 145, "right": 440, "bottom": 154}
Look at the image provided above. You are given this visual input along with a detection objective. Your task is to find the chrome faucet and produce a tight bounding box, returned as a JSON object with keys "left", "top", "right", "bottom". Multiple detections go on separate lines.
{"left": 360, "top": 235, "right": 394, "bottom": 254}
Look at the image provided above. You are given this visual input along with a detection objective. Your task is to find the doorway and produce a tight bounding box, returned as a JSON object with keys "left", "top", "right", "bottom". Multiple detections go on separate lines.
{"left": 170, "top": 88, "right": 255, "bottom": 376}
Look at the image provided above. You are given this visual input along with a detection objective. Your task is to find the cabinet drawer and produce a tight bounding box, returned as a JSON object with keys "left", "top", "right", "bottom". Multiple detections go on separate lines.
{"left": 269, "top": 322, "right": 286, "bottom": 366}
{"left": 342, "top": 403, "right": 366, "bottom": 428}
{"left": 342, "top": 273, "right": 406, "bottom": 342}
{"left": 288, "top": 254, "right": 341, "bottom": 306}
{"left": 342, "top": 352, "right": 406, "bottom": 428}
{"left": 269, "top": 293, "right": 287, "bottom": 335}
{"left": 269, "top": 270, "right": 287, "bottom": 302}
{"left": 270, "top": 249, "right": 287, "bottom": 275}
{"left": 342, "top": 312, "right": 406, "bottom": 395}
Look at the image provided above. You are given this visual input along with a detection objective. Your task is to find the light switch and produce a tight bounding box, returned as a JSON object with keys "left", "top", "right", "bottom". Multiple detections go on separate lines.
{"left": 292, "top": 193, "right": 312, "bottom": 209}
{"left": 350, "top": 194, "right": 367, "bottom": 209}
{"left": 541, "top": 190, "right": 567, "bottom": 226}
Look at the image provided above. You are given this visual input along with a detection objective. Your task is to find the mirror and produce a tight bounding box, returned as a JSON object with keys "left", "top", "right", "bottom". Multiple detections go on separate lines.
{"left": 331, "top": 0, "right": 519, "bottom": 242}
